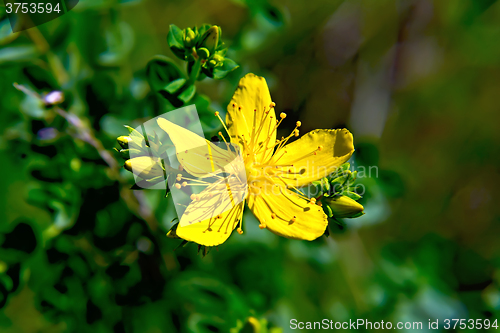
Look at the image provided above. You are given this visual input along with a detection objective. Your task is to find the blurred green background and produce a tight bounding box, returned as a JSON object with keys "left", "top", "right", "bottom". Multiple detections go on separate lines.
{"left": 1, "top": 0, "right": 500, "bottom": 332}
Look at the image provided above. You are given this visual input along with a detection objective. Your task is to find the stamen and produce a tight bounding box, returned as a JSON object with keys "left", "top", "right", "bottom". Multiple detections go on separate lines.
{"left": 175, "top": 183, "right": 181, "bottom": 189}
{"left": 280, "top": 112, "right": 286, "bottom": 119}
{"left": 237, "top": 228, "right": 243, "bottom": 234}
{"left": 259, "top": 223, "right": 266, "bottom": 229}
{"left": 296, "top": 121, "right": 301, "bottom": 127}
{"left": 214, "top": 111, "right": 231, "bottom": 139}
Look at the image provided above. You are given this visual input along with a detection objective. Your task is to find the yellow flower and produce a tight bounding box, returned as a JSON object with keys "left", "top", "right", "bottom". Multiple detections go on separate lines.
{"left": 160, "top": 73, "right": 355, "bottom": 246}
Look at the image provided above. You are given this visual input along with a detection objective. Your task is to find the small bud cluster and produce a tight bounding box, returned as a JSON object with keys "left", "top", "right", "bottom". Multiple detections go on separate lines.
{"left": 167, "top": 24, "right": 238, "bottom": 80}
{"left": 307, "top": 163, "right": 365, "bottom": 221}
{"left": 115, "top": 125, "right": 174, "bottom": 187}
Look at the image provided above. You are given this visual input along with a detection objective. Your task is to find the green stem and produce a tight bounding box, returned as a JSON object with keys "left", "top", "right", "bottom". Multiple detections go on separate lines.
{"left": 188, "top": 56, "right": 202, "bottom": 84}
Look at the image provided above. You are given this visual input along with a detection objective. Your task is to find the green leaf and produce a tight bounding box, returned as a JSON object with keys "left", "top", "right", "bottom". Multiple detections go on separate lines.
{"left": 167, "top": 24, "right": 184, "bottom": 50}
{"left": 165, "top": 78, "right": 186, "bottom": 94}
{"left": 178, "top": 84, "right": 196, "bottom": 103}
{"left": 146, "top": 55, "right": 185, "bottom": 107}
{"left": 0, "top": 45, "right": 39, "bottom": 65}
{"left": 98, "top": 21, "right": 134, "bottom": 66}
{"left": 344, "top": 191, "right": 362, "bottom": 200}
{"left": 167, "top": 25, "right": 186, "bottom": 60}
{"left": 212, "top": 58, "right": 239, "bottom": 80}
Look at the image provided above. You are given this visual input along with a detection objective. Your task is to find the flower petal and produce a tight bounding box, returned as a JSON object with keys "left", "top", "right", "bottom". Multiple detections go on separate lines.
{"left": 247, "top": 182, "right": 327, "bottom": 240}
{"left": 176, "top": 178, "right": 245, "bottom": 246}
{"left": 271, "top": 129, "right": 354, "bottom": 188}
{"left": 226, "top": 73, "right": 276, "bottom": 160}
{"left": 157, "top": 118, "right": 235, "bottom": 178}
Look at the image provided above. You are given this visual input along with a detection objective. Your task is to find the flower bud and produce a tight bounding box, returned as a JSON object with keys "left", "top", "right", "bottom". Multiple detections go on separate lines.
{"left": 198, "top": 26, "right": 219, "bottom": 54}
{"left": 184, "top": 28, "right": 196, "bottom": 47}
{"left": 324, "top": 195, "right": 364, "bottom": 218}
{"left": 117, "top": 136, "right": 132, "bottom": 149}
{"left": 124, "top": 156, "right": 165, "bottom": 179}
{"left": 197, "top": 47, "right": 210, "bottom": 60}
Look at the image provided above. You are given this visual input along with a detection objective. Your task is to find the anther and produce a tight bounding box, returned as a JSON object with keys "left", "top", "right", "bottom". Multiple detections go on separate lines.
{"left": 238, "top": 106, "right": 242, "bottom": 111}
{"left": 294, "top": 129, "right": 299, "bottom": 137}
{"left": 215, "top": 111, "right": 219, "bottom": 116}
{"left": 259, "top": 224, "right": 267, "bottom": 229}
{"left": 280, "top": 112, "right": 286, "bottom": 119}
{"left": 237, "top": 228, "right": 243, "bottom": 234}
{"left": 271, "top": 213, "right": 276, "bottom": 219}
{"left": 190, "top": 194, "right": 196, "bottom": 200}
{"left": 176, "top": 176, "right": 182, "bottom": 181}
{"left": 310, "top": 198, "right": 316, "bottom": 204}
{"left": 175, "top": 183, "right": 181, "bottom": 189}
{"left": 318, "top": 145, "right": 323, "bottom": 151}
{"left": 177, "top": 174, "right": 182, "bottom": 178}
{"left": 296, "top": 121, "right": 302, "bottom": 127}
{"left": 270, "top": 102, "right": 276, "bottom": 108}
{"left": 291, "top": 216, "right": 297, "bottom": 223}
{"left": 218, "top": 131, "right": 222, "bottom": 136}
{"left": 182, "top": 182, "right": 187, "bottom": 187}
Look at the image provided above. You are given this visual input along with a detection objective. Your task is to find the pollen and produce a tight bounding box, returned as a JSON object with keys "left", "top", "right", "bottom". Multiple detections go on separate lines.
{"left": 296, "top": 121, "right": 302, "bottom": 127}
{"left": 237, "top": 228, "right": 243, "bottom": 234}
{"left": 259, "top": 223, "right": 267, "bottom": 229}
{"left": 280, "top": 112, "right": 287, "bottom": 119}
